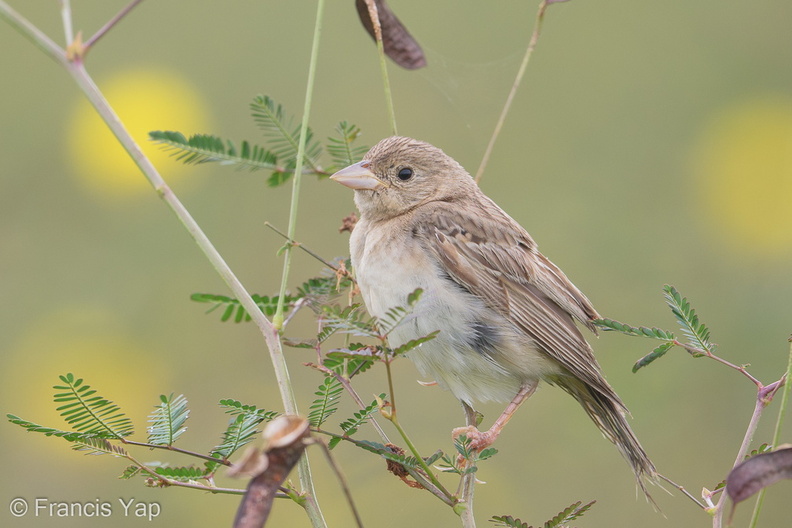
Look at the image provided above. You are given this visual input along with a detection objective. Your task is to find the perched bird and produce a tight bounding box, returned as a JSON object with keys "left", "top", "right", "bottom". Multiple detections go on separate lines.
{"left": 331, "top": 136, "right": 656, "bottom": 495}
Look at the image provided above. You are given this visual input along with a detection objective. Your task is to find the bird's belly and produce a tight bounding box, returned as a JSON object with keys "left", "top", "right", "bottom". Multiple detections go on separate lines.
{"left": 353, "top": 229, "right": 559, "bottom": 404}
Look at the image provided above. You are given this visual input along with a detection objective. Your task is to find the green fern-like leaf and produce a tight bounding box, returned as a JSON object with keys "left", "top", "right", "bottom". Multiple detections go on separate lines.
{"left": 392, "top": 331, "right": 439, "bottom": 356}
{"left": 325, "top": 345, "right": 385, "bottom": 363}
{"left": 489, "top": 515, "right": 530, "bottom": 528}
{"left": 328, "top": 395, "right": 383, "bottom": 449}
{"left": 282, "top": 338, "right": 318, "bottom": 349}
{"left": 543, "top": 500, "right": 596, "bottom": 528}
{"left": 593, "top": 318, "right": 675, "bottom": 341}
{"left": 120, "top": 465, "right": 142, "bottom": 480}
{"left": 192, "top": 267, "right": 353, "bottom": 324}
{"left": 437, "top": 453, "right": 463, "bottom": 475}
{"left": 326, "top": 121, "right": 368, "bottom": 169}
{"left": 323, "top": 347, "right": 375, "bottom": 378}
{"left": 250, "top": 95, "right": 323, "bottom": 172}
{"left": 351, "top": 440, "right": 435, "bottom": 469}
{"left": 632, "top": 342, "right": 675, "bottom": 372}
{"left": 7, "top": 414, "right": 96, "bottom": 441}
{"left": 308, "top": 375, "right": 343, "bottom": 428}
{"left": 748, "top": 443, "right": 772, "bottom": 457}
{"left": 663, "top": 285, "right": 716, "bottom": 354}
{"left": 72, "top": 437, "right": 128, "bottom": 457}
{"left": 53, "top": 373, "right": 133, "bottom": 439}
{"left": 147, "top": 394, "right": 189, "bottom": 446}
{"left": 154, "top": 465, "right": 209, "bottom": 482}
{"left": 149, "top": 131, "right": 279, "bottom": 171}
{"left": 478, "top": 447, "right": 498, "bottom": 461}
{"left": 206, "top": 399, "right": 279, "bottom": 470}
{"left": 191, "top": 292, "right": 297, "bottom": 321}
{"left": 218, "top": 399, "right": 280, "bottom": 422}
{"left": 353, "top": 439, "right": 392, "bottom": 456}
{"left": 210, "top": 414, "right": 266, "bottom": 462}
{"left": 297, "top": 270, "right": 354, "bottom": 303}
{"left": 319, "top": 304, "right": 380, "bottom": 340}
{"left": 454, "top": 433, "right": 475, "bottom": 459}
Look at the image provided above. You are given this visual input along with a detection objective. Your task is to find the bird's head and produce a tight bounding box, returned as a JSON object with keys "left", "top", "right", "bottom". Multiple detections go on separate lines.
{"left": 331, "top": 136, "right": 476, "bottom": 221}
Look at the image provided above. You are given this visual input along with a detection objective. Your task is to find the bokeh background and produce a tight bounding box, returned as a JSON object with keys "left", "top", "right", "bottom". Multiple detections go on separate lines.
{"left": 2, "top": 1, "right": 791, "bottom": 527}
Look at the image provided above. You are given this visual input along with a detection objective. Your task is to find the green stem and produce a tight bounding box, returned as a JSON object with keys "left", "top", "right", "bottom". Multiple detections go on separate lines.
{"left": 269, "top": 2, "right": 328, "bottom": 526}
{"left": 273, "top": 0, "right": 326, "bottom": 330}
{"left": 376, "top": 38, "right": 398, "bottom": 135}
{"left": 124, "top": 451, "right": 249, "bottom": 496}
{"left": 748, "top": 339, "right": 792, "bottom": 528}
{"left": 388, "top": 416, "right": 455, "bottom": 503}
{"left": 381, "top": 344, "right": 455, "bottom": 504}
{"left": 384, "top": 357, "right": 398, "bottom": 416}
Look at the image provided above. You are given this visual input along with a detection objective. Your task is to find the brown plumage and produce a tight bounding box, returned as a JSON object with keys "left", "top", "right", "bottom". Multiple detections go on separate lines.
{"left": 331, "top": 136, "right": 656, "bottom": 497}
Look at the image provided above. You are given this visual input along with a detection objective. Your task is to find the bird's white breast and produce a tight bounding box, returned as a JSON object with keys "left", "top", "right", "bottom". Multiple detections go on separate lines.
{"left": 350, "top": 218, "right": 552, "bottom": 404}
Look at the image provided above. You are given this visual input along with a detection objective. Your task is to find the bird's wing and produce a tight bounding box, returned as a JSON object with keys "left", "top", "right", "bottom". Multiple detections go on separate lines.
{"left": 417, "top": 198, "right": 613, "bottom": 394}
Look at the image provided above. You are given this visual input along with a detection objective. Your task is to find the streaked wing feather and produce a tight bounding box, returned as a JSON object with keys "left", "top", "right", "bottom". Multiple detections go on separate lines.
{"left": 418, "top": 200, "right": 616, "bottom": 397}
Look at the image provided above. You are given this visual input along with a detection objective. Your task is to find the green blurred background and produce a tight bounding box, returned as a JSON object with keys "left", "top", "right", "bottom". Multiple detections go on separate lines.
{"left": 2, "top": 1, "right": 791, "bottom": 526}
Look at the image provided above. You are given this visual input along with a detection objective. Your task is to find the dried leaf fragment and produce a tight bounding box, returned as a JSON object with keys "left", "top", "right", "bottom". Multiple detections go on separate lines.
{"left": 355, "top": 0, "right": 427, "bottom": 70}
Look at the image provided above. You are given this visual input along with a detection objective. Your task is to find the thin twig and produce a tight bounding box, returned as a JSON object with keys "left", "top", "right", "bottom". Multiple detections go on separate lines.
{"left": 265, "top": 221, "right": 351, "bottom": 278}
{"left": 155, "top": 479, "right": 250, "bottom": 496}
{"left": 122, "top": 439, "right": 232, "bottom": 466}
{"left": 313, "top": 428, "right": 452, "bottom": 505}
{"left": 475, "top": 0, "right": 566, "bottom": 183}
{"left": 122, "top": 450, "right": 248, "bottom": 495}
{"left": 282, "top": 297, "right": 309, "bottom": 329}
{"left": 681, "top": 342, "right": 763, "bottom": 388}
{"left": 657, "top": 473, "right": 706, "bottom": 510}
{"left": 84, "top": 0, "right": 145, "bottom": 51}
{"left": 314, "top": 440, "right": 365, "bottom": 528}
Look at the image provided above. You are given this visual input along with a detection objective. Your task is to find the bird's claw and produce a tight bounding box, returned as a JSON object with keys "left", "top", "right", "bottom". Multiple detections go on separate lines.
{"left": 451, "top": 425, "right": 496, "bottom": 469}
{"left": 452, "top": 425, "right": 495, "bottom": 451}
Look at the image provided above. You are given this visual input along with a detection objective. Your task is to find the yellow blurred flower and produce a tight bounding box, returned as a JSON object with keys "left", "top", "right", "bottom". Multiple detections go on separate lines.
{"left": 67, "top": 66, "right": 212, "bottom": 200}
{"left": 694, "top": 95, "right": 792, "bottom": 258}
{"left": 2, "top": 307, "right": 167, "bottom": 460}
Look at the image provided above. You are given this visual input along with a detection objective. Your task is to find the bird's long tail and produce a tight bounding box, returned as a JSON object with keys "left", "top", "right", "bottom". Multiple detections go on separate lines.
{"left": 558, "top": 377, "right": 658, "bottom": 503}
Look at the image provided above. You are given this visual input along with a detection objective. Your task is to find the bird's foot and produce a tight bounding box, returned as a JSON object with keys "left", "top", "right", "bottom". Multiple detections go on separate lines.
{"left": 451, "top": 425, "right": 497, "bottom": 469}
{"left": 452, "top": 425, "right": 496, "bottom": 451}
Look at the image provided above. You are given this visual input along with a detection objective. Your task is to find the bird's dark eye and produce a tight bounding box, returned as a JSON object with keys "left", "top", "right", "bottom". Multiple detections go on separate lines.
{"left": 397, "top": 167, "right": 414, "bottom": 181}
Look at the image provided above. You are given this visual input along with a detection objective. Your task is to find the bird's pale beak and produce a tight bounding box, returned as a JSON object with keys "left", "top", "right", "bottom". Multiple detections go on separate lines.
{"left": 330, "top": 161, "right": 387, "bottom": 191}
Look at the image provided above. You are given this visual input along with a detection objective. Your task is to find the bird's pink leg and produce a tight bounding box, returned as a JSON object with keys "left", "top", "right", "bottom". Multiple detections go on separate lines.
{"left": 452, "top": 381, "right": 538, "bottom": 452}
